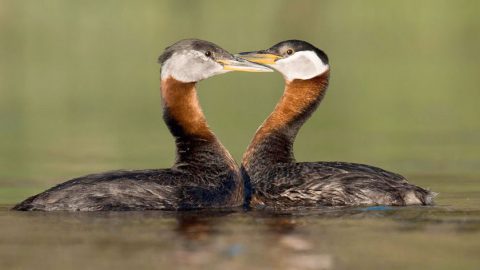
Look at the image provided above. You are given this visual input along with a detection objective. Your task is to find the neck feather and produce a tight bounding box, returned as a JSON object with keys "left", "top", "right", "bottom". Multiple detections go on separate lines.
{"left": 161, "top": 77, "right": 219, "bottom": 163}
{"left": 243, "top": 71, "right": 330, "bottom": 166}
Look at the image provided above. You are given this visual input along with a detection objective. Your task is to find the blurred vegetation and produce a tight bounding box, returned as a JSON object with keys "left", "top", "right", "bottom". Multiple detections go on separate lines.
{"left": 0, "top": 0, "right": 479, "bottom": 202}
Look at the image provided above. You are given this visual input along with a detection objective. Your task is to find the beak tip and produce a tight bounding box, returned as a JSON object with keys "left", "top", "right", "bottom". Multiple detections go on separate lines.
{"left": 235, "top": 51, "right": 281, "bottom": 65}
{"left": 220, "top": 57, "right": 273, "bottom": 72}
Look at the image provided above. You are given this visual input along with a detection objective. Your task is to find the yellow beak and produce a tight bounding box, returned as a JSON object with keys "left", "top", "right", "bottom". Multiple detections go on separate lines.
{"left": 217, "top": 58, "right": 273, "bottom": 72}
{"left": 235, "top": 52, "right": 282, "bottom": 65}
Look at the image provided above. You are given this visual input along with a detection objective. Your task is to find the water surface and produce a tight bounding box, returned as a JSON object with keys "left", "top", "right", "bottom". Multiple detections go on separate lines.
{"left": 1, "top": 179, "right": 479, "bottom": 270}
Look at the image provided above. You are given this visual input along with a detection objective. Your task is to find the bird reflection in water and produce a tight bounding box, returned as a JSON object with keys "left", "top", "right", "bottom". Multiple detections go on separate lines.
{"left": 174, "top": 210, "right": 232, "bottom": 241}
{"left": 250, "top": 210, "right": 334, "bottom": 270}
{"left": 172, "top": 210, "right": 240, "bottom": 268}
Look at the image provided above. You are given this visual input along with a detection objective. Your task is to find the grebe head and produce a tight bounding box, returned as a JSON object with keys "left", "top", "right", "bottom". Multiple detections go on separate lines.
{"left": 237, "top": 40, "right": 329, "bottom": 81}
{"left": 158, "top": 39, "right": 272, "bottom": 83}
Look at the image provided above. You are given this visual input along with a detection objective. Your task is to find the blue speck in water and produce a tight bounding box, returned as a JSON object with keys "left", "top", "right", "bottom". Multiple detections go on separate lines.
{"left": 224, "top": 244, "right": 244, "bottom": 257}
{"left": 360, "top": 206, "right": 394, "bottom": 211}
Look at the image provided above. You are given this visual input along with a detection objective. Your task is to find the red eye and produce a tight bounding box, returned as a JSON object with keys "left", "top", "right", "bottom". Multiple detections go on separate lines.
{"left": 205, "top": 51, "right": 212, "bottom": 57}
{"left": 286, "top": 49, "right": 293, "bottom": 55}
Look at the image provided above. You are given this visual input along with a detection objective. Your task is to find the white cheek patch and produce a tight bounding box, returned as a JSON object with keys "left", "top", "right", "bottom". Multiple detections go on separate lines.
{"left": 271, "top": 51, "right": 329, "bottom": 81}
{"left": 161, "top": 51, "right": 224, "bottom": 82}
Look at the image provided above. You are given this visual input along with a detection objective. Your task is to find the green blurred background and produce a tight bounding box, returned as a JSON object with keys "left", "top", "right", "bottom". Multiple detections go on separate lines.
{"left": 1, "top": 0, "right": 479, "bottom": 203}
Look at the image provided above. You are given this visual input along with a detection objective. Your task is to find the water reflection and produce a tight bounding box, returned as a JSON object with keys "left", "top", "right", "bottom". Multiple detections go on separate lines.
{"left": 1, "top": 206, "right": 480, "bottom": 269}
{"left": 176, "top": 214, "right": 217, "bottom": 241}
{"left": 170, "top": 210, "right": 239, "bottom": 268}
{"left": 176, "top": 210, "right": 236, "bottom": 232}
{"left": 244, "top": 210, "right": 334, "bottom": 269}
{"left": 173, "top": 210, "right": 337, "bottom": 269}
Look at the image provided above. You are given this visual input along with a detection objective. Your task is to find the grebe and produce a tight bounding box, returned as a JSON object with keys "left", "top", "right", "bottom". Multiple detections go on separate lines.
{"left": 13, "top": 39, "right": 271, "bottom": 211}
{"left": 238, "top": 40, "right": 435, "bottom": 208}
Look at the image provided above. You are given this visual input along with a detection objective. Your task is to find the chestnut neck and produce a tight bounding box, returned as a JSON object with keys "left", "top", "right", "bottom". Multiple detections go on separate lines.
{"left": 243, "top": 71, "right": 330, "bottom": 167}
{"left": 161, "top": 77, "right": 220, "bottom": 164}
